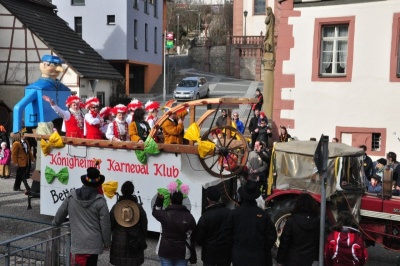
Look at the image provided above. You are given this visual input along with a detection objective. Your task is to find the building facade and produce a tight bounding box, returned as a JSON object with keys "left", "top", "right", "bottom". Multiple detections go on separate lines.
{"left": 235, "top": 0, "right": 399, "bottom": 159}
{"left": 51, "top": 0, "right": 165, "bottom": 94}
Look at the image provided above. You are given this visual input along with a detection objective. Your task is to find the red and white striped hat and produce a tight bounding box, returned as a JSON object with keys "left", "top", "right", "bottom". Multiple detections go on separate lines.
{"left": 99, "top": 106, "right": 112, "bottom": 118}
{"left": 65, "top": 95, "right": 81, "bottom": 107}
{"left": 127, "top": 98, "right": 143, "bottom": 111}
{"left": 112, "top": 104, "right": 127, "bottom": 115}
{"left": 145, "top": 100, "right": 160, "bottom": 112}
{"left": 84, "top": 97, "right": 100, "bottom": 109}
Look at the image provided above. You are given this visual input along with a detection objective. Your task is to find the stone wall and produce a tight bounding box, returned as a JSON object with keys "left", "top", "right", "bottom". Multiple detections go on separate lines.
{"left": 189, "top": 45, "right": 258, "bottom": 80}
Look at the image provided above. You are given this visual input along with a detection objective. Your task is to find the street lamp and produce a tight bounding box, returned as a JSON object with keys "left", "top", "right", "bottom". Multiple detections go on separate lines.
{"left": 243, "top": 10, "right": 248, "bottom": 40}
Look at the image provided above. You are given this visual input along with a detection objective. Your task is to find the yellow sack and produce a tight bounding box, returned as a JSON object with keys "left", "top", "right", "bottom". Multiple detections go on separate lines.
{"left": 102, "top": 181, "right": 118, "bottom": 199}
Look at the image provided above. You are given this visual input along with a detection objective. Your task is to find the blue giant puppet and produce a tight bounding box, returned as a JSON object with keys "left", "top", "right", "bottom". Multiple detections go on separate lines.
{"left": 13, "top": 55, "right": 71, "bottom": 133}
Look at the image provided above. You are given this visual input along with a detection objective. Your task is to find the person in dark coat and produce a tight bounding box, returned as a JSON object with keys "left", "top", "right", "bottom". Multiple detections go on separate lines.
{"left": 196, "top": 186, "right": 233, "bottom": 266}
{"left": 248, "top": 109, "right": 261, "bottom": 150}
{"left": 276, "top": 193, "right": 320, "bottom": 266}
{"left": 109, "top": 181, "right": 148, "bottom": 266}
{"left": 232, "top": 181, "right": 277, "bottom": 266}
{"left": 215, "top": 109, "right": 227, "bottom": 127}
{"left": 153, "top": 182, "right": 196, "bottom": 266}
{"left": 358, "top": 145, "right": 373, "bottom": 180}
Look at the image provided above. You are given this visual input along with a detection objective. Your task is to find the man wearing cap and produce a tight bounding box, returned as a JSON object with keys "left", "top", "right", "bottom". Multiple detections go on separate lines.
{"left": 13, "top": 55, "right": 71, "bottom": 134}
{"left": 368, "top": 174, "right": 382, "bottom": 193}
{"left": 196, "top": 186, "right": 233, "bottom": 266}
{"left": 106, "top": 104, "right": 129, "bottom": 141}
{"left": 43, "top": 95, "right": 84, "bottom": 138}
{"left": 232, "top": 181, "right": 277, "bottom": 266}
{"left": 84, "top": 97, "right": 103, "bottom": 140}
{"left": 373, "top": 158, "right": 387, "bottom": 179}
{"left": 53, "top": 167, "right": 111, "bottom": 266}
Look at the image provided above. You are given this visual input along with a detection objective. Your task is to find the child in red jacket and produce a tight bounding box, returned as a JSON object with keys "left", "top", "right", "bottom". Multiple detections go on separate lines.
{"left": 324, "top": 211, "right": 368, "bottom": 266}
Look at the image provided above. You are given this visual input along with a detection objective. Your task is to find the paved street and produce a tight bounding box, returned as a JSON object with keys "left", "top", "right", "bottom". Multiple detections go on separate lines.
{"left": 0, "top": 66, "right": 399, "bottom": 265}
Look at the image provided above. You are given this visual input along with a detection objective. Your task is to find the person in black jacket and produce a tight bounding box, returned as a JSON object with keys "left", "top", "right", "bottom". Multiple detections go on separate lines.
{"left": 196, "top": 187, "right": 233, "bottom": 266}
{"left": 276, "top": 193, "right": 320, "bottom": 266}
{"left": 109, "top": 181, "right": 148, "bottom": 266}
{"left": 248, "top": 109, "right": 261, "bottom": 150}
{"left": 232, "top": 181, "right": 277, "bottom": 266}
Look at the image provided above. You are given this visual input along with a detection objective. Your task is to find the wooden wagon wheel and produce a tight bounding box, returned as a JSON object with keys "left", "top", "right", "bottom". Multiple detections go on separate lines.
{"left": 199, "top": 125, "right": 249, "bottom": 178}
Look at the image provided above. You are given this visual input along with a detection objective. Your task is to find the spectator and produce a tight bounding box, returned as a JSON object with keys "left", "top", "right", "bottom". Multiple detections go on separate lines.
{"left": 109, "top": 181, "right": 148, "bottom": 265}
{"left": 248, "top": 109, "right": 261, "bottom": 150}
{"left": 84, "top": 97, "right": 103, "bottom": 140}
{"left": 43, "top": 95, "right": 85, "bottom": 138}
{"left": 256, "top": 119, "right": 272, "bottom": 146}
{"left": 53, "top": 167, "right": 111, "bottom": 266}
{"left": 216, "top": 109, "right": 227, "bottom": 127}
{"left": 392, "top": 180, "right": 399, "bottom": 196}
{"left": 232, "top": 181, "right": 277, "bottom": 266}
{"left": 145, "top": 100, "right": 160, "bottom": 129}
{"left": 386, "top": 152, "right": 400, "bottom": 182}
{"left": 153, "top": 181, "right": 196, "bottom": 266}
{"left": 162, "top": 112, "right": 184, "bottom": 144}
{"left": 0, "top": 124, "right": 10, "bottom": 148}
{"left": 252, "top": 88, "right": 263, "bottom": 111}
{"left": 246, "top": 140, "right": 268, "bottom": 185}
{"left": 196, "top": 186, "right": 233, "bottom": 266}
{"left": 259, "top": 111, "right": 268, "bottom": 125}
{"left": 279, "top": 126, "right": 291, "bottom": 142}
{"left": 276, "top": 193, "right": 320, "bottom": 266}
{"left": 12, "top": 131, "right": 34, "bottom": 192}
{"left": 129, "top": 108, "right": 151, "bottom": 143}
{"left": 232, "top": 111, "right": 245, "bottom": 134}
{"left": 373, "top": 158, "right": 386, "bottom": 179}
{"left": 358, "top": 145, "right": 373, "bottom": 180}
{"left": 324, "top": 211, "right": 368, "bottom": 266}
{"left": 126, "top": 99, "right": 143, "bottom": 126}
{"left": 367, "top": 175, "right": 382, "bottom": 193}
{"left": 0, "top": 141, "right": 11, "bottom": 178}
{"left": 106, "top": 104, "right": 129, "bottom": 142}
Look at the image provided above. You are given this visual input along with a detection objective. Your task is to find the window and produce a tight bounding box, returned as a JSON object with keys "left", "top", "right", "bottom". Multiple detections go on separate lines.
{"left": 320, "top": 25, "right": 348, "bottom": 76}
{"left": 153, "top": 0, "right": 157, "bottom": 18}
{"left": 154, "top": 27, "right": 157, "bottom": 53}
{"left": 312, "top": 17, "right": 355, "bottom": 82}
{"left": 145, "top": 24, "right": 148, "bottom": 51}
{"left": 71, "top": 0, "right": 85, "bottom": 5}
{"left": 134, "top": 20, "right": 138, "bottom": 49}
{"left": 390, "top": 13, "right": 400, "bottom": 81}
{"left": 371, "top": 133, "right": 381, "bottom": 151}
{"left": 133, "top": 0, "right": 138, "bottom": 9}
{"left": 254, "top": 0, "right": 265, "bottom": 15}
{"left": 144, "top": 0, "right": 148, "bottom": 14}
{"left": 74, "top": 17, "right": 82, "bottom": 37}
{"left": 336, "top": 126, "right": 386, "bottom": 157}
{"left": 107, "top": 15, "right": 115, "bottom": 25}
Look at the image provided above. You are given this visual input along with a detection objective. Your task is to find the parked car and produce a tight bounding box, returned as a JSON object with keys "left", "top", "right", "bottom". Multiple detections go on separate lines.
{"left": 173, "top": 77, "right": 210, "bottom": 100}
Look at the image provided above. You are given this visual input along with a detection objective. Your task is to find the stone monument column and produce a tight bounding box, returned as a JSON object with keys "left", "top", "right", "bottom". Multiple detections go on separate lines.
{"left": 262, "top": 6, "right": 275, "bottom": 121}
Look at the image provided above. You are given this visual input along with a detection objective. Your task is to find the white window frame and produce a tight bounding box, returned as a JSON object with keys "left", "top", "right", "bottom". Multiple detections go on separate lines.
{"left": 319, "top": 25, "right": 348, "bottom": 76}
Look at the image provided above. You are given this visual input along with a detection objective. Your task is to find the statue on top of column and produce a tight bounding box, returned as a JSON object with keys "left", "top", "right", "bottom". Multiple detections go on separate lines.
{"left": 263, "top": 6, "right": 275, "bottom": 54}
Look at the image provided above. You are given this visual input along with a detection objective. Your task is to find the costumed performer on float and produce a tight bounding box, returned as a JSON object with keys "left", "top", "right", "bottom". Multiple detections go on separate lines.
{"left": 126, "top": 99, "right": 143, "bottom": 126}
{"left": 84, "top": 97, "right": 103, "bottom": 140}
{"left": 106, "top": 104, "right": 129, "bottom": 142}
{"left": 13, "top": 55, "right": 71, "bottom": 134}
{"left": 42, "top": 95, "right": 84, "bottom": 138}
{"left": 145, "top": 100, "right": 160, "bottom": 129}
{"left": 100, "top": 106, "right": 113, "bottom": 138}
